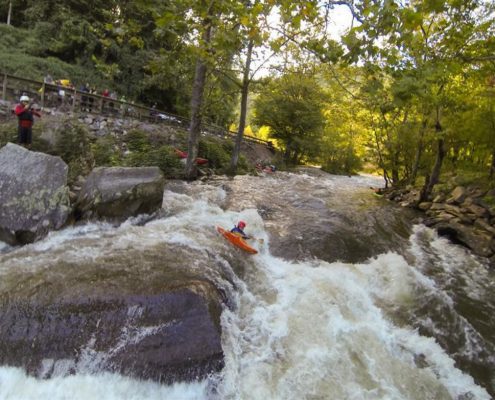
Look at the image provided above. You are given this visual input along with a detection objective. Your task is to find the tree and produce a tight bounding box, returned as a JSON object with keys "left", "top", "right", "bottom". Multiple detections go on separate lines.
{"left": 185, "top": 5, "right": 214, "bottom": 180}
{"left": 344, "top": 0, "right": 493, "bottom": 198}
{"left": 253, "top": 71, "right": 327, "bottom": 164}
{"left": 225, "top": 0, "right": 357, "bottom": 175}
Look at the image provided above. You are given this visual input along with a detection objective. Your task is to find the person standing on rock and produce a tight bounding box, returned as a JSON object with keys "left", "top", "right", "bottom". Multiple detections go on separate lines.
{"left": 15, "top": 95, "right": 41, "bottom": 149}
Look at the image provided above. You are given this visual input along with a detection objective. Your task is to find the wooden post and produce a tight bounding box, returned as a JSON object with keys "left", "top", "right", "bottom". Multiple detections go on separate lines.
{"left": 2, "top": 74, "right": 7, "bottom": 101}
{"left": 71, "top": 87, "right": 76, "bottom": 112}
{"left": 7, "top": 1, "right": 12, "bottom": 25}
{"left": 40, "top": 82, "right": 45, "bottom": 108}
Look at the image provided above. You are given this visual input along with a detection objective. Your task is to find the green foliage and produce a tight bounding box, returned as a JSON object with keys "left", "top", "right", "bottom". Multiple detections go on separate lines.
{"left": 198, "top": 137, "right": 232, "bottom": 171}
{"left": 121, "top": 129, "right": 183, "bottom": 177}
{"left": 0, "top": 24, "right": 106, "bottom": 88}
{"left": 151, "top": 146, "right": 185, "bottom": 176}
{"left": 253, "top": 72, "right": 327, "bottom": 165}
{"left": 92, "top": 136, "right": 120, "bottom": 167}
{"left": 126, "top": 130, "right": 150, "bottom": 153}
{"left": 52, "top": 120, "right": 94, "bottom": 184}
{"left": 0, "top": 119, "right": 51, "bottom": 152}
{"left": 320, "top": 138, "right": 363, "bottom": 175}
{"left": 196, "top": 136, "right": 248, "bottom": 173}
{"left": 124, "top": 144, "right": 183, "bottom": 177}
{"left": 0, "top": 121, "right": 17, "bottom": 148}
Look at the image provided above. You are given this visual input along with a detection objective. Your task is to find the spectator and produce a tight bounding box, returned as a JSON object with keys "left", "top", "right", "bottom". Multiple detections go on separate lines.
{"left": 15, "top": 95, "right": 41, "bottom": 149}
{"left": 58, "top": 79, "right": 72, "bottom": 88}
{"left": 80, "top": 83, "right": 89, "bottom": 112}
{"left": 88, "top": 86, "right": 97, "bottom": 113}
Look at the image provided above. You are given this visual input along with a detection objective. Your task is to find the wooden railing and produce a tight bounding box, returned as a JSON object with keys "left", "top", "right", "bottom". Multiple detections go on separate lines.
{"left": 1, "top": 72, "right": 274, "bottom": 148}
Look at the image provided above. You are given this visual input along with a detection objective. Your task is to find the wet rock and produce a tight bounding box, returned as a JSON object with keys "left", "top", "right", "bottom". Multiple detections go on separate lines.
{"left": 447, "top": 186, "right": 467, "bottom": 204}
{"left": 442, "top": 204, "right": 471, "bottom": 221}
{"left": 474, "top": 218, "right": 495, "bottom": 236}
{"left": 1, "top": 290, "right": 224, "bottom": 383}
{"left": 432, "top": 194, "right": 446, "bottom": 203}
{"left": 388, "top": 184, "right": 495, "bottom": 260}
{"left": 76, "top": 166, "right": 165, "bottom": 221}
{"left": 430, "top": 203, "right": 446, "bottom": 211}
{"left": 0, "top": 143, "right": 70, "bottom": 245}
{"left": 418, "top": 202, "right": 432, "bottom": 211}
{"left": 435, "top": 220, "right": 493, "bottom": 257}
{"left": 0, "top": 243, "right": 227, "bottom": 383}
{"left": 462, "top": 202, "right": 489, "bottom": 219}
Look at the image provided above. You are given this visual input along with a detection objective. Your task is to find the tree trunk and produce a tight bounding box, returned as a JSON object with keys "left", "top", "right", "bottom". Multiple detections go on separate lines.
{"left": 7, "top": 1, "right": 12, "bottom": 25}
{"left": 420, "top": 115, "right": 445, "bottom": 202}
{"left": 411, "top": 118, "right": 428, "bottom": 184}
{"left": 284, "top": 140, "right": 292, "bottom": 163}
{"left": 391, "top": 158, "right": 399, "bottom": 184}
{"left": 490, "top": 114, "right": 495, "bottom": 178}
{"left": 185, "top": 20, "right": 212, "bottom": 180}
{"left": 372, "top": 129, "right": 390, "bottom": 188}
{"left": 490, "top": 149, "right": 495, "bottom": 178}
{"left": 229, "top": 39, "right": 254, "bottom": 175}
{"left": 292, "top": 150, "right": 299, "bottom": 165}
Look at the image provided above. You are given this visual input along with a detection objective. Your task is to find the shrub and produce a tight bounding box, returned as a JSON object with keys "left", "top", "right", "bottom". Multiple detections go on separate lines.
{"left": 123, "top": 144, "right": 183, "bottom": 177}
{"left": 92, "top": 136, "right": 120, "bottom": 167}
{"left": 198, "top": 137, "right": 231, "bottom": 171}
{"left": 52, "top": 120, "right": 93, "bottom": 184}
{"left": 126, "top": 129, "right": 150, "bottom": 153}
{"left": 0, "top": 122, "right": 17, "bottom": 147}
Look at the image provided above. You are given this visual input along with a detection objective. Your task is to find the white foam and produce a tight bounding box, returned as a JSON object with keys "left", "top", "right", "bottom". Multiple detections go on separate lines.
{"left": 216, "top": 250, "right": 491, "bottom": 400}
{"left": 0, "top": 182, "right": 492, "bottom": 399}
{"left": 0, "top": 367, "right": 208, "bottom": 400}
{"left": 0, "top": 240, "right": 11, "bottom": 253}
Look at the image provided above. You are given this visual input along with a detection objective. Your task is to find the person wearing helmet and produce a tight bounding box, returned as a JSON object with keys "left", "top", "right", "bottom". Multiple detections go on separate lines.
{"left": 15, "top": 95, "right": 41, "bottom": 148}
{"left": 231, "top": 221, "right": 251, "bottom": 240}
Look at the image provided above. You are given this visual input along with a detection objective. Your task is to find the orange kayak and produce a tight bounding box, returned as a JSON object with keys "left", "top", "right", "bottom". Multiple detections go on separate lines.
{"left": 217, "top": 226, "right": 258, "bottom": 254}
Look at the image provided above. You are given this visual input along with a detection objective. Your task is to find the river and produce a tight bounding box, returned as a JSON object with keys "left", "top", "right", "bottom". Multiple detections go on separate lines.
{"left": 0, "top": 169, "right": 493, "bottom": 399}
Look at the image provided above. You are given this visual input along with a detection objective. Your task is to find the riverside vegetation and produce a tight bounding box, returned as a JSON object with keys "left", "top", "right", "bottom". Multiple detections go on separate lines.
{"left": 0, "top": 111, "right": 261, "bottom": 186}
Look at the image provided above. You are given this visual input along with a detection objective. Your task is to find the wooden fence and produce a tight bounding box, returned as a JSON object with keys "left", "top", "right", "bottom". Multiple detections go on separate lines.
{"left": 1, "top": 72, "right": 273, "bottom": 148}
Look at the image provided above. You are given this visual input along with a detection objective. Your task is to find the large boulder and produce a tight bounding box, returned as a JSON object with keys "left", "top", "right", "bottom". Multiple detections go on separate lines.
{"left": 76, "top": 167, "right": 165, "bottom": 220}
{"left": 0, "top": 242, "right": 226, "bottom": 382}
{"left": 0, "top": 143, "right": 70, "bottom": 245}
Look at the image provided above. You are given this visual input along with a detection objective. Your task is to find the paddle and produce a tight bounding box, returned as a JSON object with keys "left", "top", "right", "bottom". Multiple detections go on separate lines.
{"left": 246, "top": 236, "right": 264, "bottom": 244}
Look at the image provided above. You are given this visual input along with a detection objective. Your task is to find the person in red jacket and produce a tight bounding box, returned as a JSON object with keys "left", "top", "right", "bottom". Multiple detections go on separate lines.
{"left": 15, "top": 95, "right": 41, "bottom": 148}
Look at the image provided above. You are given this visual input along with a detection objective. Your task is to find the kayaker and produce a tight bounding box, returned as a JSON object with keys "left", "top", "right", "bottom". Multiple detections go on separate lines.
{"left": 231, "top": 221, "right": 251, "bottom": 240}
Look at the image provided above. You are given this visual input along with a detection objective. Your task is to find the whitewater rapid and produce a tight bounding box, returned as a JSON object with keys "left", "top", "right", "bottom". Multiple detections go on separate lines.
{"left": 0, "top": 172, "right": 493, "bottom": 399}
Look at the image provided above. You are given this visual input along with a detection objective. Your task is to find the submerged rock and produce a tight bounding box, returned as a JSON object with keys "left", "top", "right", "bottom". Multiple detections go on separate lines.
{"left": 0, "top": 143, "right": 70, "bottom": 245}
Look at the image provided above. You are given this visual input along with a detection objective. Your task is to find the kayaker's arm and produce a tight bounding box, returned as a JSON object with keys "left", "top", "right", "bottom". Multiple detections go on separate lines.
{"left": 245, "top": 235, "right": 265, "bottom": 244}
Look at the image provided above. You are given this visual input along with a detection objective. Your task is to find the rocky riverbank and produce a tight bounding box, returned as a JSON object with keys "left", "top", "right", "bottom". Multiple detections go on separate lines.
{"left": 380, "top": 185, "right": 495, "bottom": 265}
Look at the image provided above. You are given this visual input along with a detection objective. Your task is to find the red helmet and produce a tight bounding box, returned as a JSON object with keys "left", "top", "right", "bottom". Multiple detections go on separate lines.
{"left": 238, "top": 221, "right": 246, "bottom": 229}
